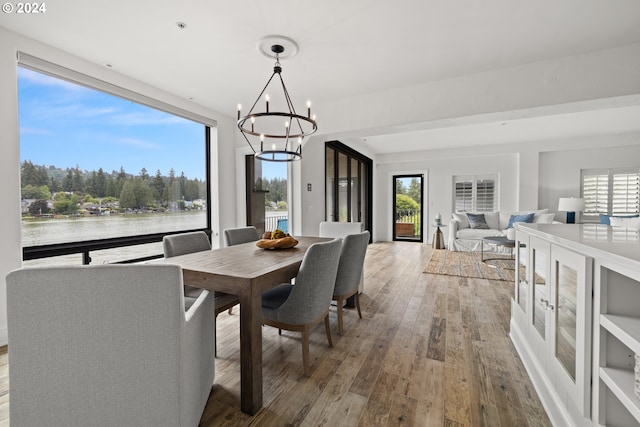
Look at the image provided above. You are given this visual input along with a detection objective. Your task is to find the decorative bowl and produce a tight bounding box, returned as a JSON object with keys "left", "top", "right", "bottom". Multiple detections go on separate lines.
{"left": 256, "top": 235, "right": 299, "bottom": 249}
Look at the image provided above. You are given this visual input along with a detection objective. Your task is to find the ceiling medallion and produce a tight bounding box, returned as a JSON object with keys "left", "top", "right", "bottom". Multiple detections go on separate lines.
{"left": 237, "top": 37, "right": 317, "bottom": 162}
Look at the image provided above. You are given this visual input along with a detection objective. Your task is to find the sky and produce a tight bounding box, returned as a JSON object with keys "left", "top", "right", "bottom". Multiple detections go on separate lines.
{"left": 19, "top": 67, "right": 206, "bottom": 180}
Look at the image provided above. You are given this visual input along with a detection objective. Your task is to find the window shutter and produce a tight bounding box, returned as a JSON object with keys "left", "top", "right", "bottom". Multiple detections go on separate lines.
{"left": 581, "top": 168, "right": 640, "bottom": 219}
{"left": 455, "top": 180, "right": 473, "bottom": 211}
{"left": 476, "top": 179, "right": 495, "bottom": 212}
{"left": 612, "top": 172, "right": 640, "bottom": 215}
{"left": 582, "top": 173, "right": 609, "bottom": 217}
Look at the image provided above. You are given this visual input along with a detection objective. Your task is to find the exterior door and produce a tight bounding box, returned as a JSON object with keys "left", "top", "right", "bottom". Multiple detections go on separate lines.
{"left": 393, "top": 175, "right": 423, "bottom": 242}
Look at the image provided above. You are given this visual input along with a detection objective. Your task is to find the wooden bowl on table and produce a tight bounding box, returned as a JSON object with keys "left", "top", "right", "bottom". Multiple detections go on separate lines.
{"left": 256, "top": 235, "right": 299, "bottom": 249}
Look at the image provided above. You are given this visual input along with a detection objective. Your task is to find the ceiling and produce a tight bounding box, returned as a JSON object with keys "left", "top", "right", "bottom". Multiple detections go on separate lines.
{"left": 2, "top": 0, "right": 640, "bottom": 154}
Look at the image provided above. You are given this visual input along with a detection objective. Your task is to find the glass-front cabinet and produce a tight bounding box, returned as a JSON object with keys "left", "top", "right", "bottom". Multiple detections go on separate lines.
{"left": 528, "top": 236, "right": 551, "bottom": 365}
{"left": 510, "top": 225, "right": 594, "bottom": 425}
{"left": 550, "top": 245, "right": 593, "bottom": 418}
{"left": 514, "top": 230, "right": 528, "bottom": 315}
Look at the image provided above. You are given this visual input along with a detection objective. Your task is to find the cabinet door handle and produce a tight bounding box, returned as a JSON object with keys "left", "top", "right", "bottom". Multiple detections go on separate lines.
{"left": 545, "top": 304, "right": 555, "bottom": 311}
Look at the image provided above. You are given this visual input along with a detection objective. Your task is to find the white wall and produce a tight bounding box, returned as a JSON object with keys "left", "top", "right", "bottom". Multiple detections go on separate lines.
{"left": 0, "top": 27, "right": 238, "bottom": 345}
{"left": 539, "top": 135, "right": 640, "bottom": 222}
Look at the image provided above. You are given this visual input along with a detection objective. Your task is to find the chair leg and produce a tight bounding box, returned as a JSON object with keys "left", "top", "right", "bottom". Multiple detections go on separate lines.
{"left": 336, "top": 297, "right": 344, "bottom": 336}
{"left": 302, "top": 329, "right": 311, "bottom": 377}
{"left": 355, "top": 293, "right": 362, "bottom": 319}
{"left": 324, "top": 315, "right": 333, "bottom": 347}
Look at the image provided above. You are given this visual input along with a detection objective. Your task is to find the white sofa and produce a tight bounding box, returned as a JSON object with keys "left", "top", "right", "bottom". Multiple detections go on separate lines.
{"left": 448, "top": 209, "right": 556, "bottom": 252}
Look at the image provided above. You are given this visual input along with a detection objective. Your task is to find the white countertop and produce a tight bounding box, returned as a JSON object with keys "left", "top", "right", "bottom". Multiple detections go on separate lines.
{"left": 516, "top": 223, "right": 640, "bottom": 269}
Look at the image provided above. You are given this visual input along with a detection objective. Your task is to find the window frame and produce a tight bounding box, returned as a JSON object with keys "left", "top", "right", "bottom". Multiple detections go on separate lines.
{"left": 18, "top": 54, "right": 214, "bottom": 264}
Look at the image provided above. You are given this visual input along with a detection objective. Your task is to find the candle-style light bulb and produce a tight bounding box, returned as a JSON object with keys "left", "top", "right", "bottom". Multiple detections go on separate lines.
{"left": 272, "top": 144, "right": 276, "bottom": 151}
{"left": 237, "top": 104, "right": 242, "bottom": 120}
{"left": 251, "top": 116, "right": 255, "bottom": 132}
{"left": 265, "top": 94, "right": 270, "bottom": 112}
{"left": 306, "top": 101, "right": 311, "bottom": 118}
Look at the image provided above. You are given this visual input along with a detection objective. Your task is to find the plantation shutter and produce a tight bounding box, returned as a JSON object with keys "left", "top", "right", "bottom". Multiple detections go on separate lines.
{"left": 582, "top": 172, "right": 609, "bottom": 218}
{"left": 455, "top": 180, "right": 473, "bottom": 211}
{"left": 581, "top": 168, "right": 640, "bottom": 219}
{"left": 453, "top": 175, "right": 498, "bottom": 212}
{"left": 612, "top": 172, "right": 640, "bottom": 215}
{"left": 476, "top": 179, "right": 496, "bottom": 211}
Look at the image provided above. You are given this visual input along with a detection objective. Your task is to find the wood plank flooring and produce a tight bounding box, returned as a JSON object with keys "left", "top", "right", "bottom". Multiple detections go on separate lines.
{"left": 0, "top": 242, "right": 551, "bottom": 426}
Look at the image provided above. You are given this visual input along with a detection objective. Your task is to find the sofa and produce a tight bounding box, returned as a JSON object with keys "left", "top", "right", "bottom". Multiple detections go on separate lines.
{"left": 448, "top": 209, "right": 556, "bottom": 252}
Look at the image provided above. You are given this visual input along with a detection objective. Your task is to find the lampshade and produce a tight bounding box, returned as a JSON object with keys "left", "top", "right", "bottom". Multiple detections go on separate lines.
{"left": 558, "top": 197, "right": 585, "bottom": 212}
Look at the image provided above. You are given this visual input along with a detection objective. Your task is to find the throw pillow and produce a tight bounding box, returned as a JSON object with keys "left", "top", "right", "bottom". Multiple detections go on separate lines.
{"left": 466, "top": 213, "right": 490, "bottom": 229}
{"left": 533, "top": 213, "right": 556, "bottom": 224}
{"left": 609, "top": 216, "right": 640, "bottom": 229}
{"left": 508, "top": 212, "right": 535, "bottom": 228}
{"left": 452, "top": 212, "right": 470, "bottom": 229}
{"left": 601, "top": 214, "right": 639, "bottom": 225}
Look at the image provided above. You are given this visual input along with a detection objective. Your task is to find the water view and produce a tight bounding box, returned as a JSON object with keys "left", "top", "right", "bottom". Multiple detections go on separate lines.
{"left": 22, "top": 211, "right": 207, "bottom": 267}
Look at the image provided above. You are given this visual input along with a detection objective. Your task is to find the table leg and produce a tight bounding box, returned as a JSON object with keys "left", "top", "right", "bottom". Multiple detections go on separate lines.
{"left": 239, "top": 286, "right": 263, "bottom": 415}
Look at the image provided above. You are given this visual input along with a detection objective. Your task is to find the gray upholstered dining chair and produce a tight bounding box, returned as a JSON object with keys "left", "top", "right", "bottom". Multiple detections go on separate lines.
{"left": 223, "top": 225, "right": 260, "bottom": 246}
{"left": 261, "top": 238, "right": 343, "bottom": 377}
{"left": 6, "top": 264, "right": 215, "bottom": 427}
{"left": 333, "top": 231, "right": 370, "bottom": 335}
{"left": 163, "top": 231, "right": 239, "bottom": 356}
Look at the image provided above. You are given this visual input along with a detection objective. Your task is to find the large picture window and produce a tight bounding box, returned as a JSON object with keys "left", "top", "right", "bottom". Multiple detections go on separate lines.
{"left": 18, "top": 55, "right": 213, "bottom": 265}
{"left": 453, "top": 175, "right": 498, "bottom": 212}
{"left": 581, "top": 168, "right": 640, "bottom": 220}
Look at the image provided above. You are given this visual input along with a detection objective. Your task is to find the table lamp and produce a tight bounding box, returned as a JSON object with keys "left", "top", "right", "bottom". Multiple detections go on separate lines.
{"left": 558, "top": 197, "right": 585, "bottom": 224}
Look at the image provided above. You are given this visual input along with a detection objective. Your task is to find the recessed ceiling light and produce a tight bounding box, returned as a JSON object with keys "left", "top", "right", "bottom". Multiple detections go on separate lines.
{"left": 104, "top": 63, "right": 113, "bottom": 68}
{"left": 176, "top": 22, "right": 186, "bottom": 30}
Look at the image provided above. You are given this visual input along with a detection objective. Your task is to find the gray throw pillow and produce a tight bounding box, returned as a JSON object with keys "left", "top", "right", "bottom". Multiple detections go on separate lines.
{"left": 466, "top": 213, "right": 490, "bottom": 229}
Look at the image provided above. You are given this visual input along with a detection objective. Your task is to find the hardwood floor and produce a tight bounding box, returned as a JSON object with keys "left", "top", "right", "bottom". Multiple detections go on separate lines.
{"left": 0, "top": 242, "right": 551, "bottom": 426}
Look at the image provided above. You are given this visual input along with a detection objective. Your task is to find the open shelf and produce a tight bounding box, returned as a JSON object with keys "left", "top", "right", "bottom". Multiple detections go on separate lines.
{"left": 601, "top": 314, "right": 640, "bottom": 356}
{"left": 600, "top": 367, "right": 640, "bottom": 424}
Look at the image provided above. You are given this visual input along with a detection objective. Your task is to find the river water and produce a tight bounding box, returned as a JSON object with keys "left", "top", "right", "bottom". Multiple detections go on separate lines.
{"left": 21, "top": 210, "right": 288, "bottom": 267}
{"left": 22, "top": 211, "right": 207, "bottom": 267}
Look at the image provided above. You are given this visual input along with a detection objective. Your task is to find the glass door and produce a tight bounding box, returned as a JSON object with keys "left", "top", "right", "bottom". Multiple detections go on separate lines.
{"left": 393, "top": 175, "right": 423, "bottom": 242}
{"left": 325, "top": 141, "right": 372, "bottom": 233}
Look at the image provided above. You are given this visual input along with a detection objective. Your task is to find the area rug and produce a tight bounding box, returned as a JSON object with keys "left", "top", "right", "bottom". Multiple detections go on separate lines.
{"left": 424, "top": 250, "right": 516, "bottom": 282}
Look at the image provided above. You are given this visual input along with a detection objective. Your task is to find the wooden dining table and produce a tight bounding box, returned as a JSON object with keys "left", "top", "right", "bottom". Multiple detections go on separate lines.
{"left": 157, "top": 235, "right": 331, "bottom": 415}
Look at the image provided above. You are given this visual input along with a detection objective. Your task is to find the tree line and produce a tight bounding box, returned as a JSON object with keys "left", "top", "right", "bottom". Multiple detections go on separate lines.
{"left": 260, "top": 177, "right": 288, "bottom": 209}
{"left": 21, "top": 160, "right": 206, "bottom": 215}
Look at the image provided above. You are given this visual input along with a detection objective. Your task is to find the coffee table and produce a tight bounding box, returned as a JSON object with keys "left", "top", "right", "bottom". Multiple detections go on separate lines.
{"left": 481, "top": 235, "right": 519, "bottom": 264}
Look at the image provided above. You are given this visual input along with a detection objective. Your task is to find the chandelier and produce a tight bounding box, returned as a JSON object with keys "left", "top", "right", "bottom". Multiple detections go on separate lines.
{"left": 237, "top": 38, "right": 317, "bottom": 162}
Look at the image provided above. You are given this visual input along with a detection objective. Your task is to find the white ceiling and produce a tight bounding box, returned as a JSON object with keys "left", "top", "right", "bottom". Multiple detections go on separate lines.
{"left": 2, "top": 0, "right": 640, "bottom": 154}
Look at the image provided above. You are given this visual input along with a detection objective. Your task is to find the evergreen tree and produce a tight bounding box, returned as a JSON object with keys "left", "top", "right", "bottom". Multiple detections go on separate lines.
{"left": 71, "top": 165, "right": 83, "bottom": 192}
{"left": 62, "top": 169, "right": 73, "bottom": 192}
{"left": 119, "top": 178, "right": 153, "bottom": 209}
{"left": 152, "top": 170, "right": 165, "bottom": 203}
{"left": 95, "top": 168, "right": 107, "bottom": 197}
{"left": 21, "top": 161, "right": 49, "bottom": 187}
